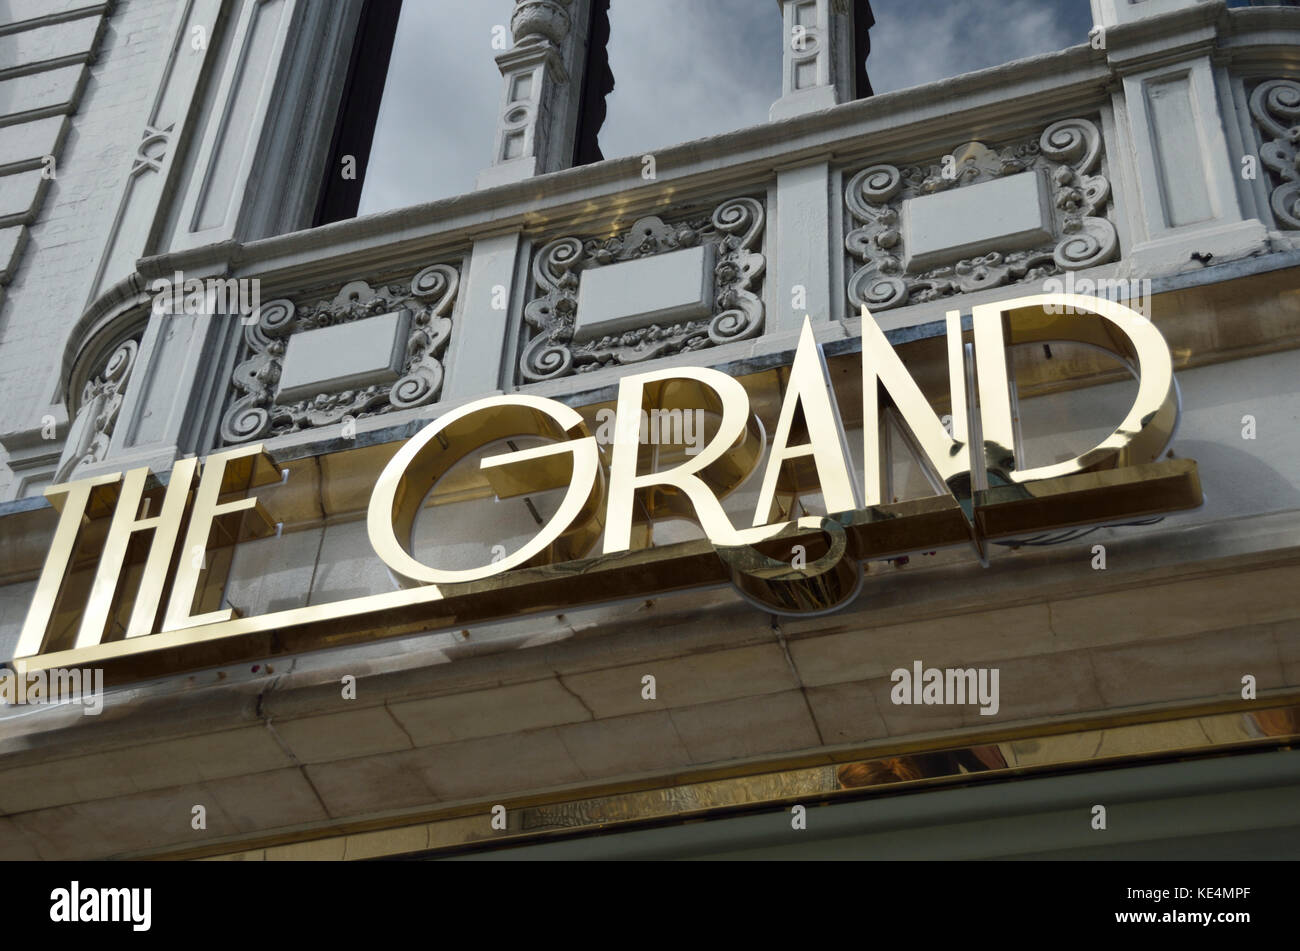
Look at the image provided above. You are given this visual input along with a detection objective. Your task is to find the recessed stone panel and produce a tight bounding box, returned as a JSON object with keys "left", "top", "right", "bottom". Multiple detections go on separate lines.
{"left": 903, "top": 171, "right": 1054, "bottom": 271}
{"left": 276, "top": 310, "right": 409, "bottom": 403}
{"left": 574, "top": 244, "right": 713, "bottom": 341}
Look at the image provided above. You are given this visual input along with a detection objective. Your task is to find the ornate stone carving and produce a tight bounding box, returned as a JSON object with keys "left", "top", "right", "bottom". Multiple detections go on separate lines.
{"left": 1249, "top": 79, "right": 1300, "bottom": 230}
{"left": 518, "top": 196, "right": 766, "bottom": 383}
{"left": 845, "top": 118, "right": 1118, "bottom": 312}
{"left": 221, "top": 264, "right": 458, "bottom": 444}
{"left": 511, "top": 0, "right": 573, "bottom": 47}
{"left": 58, "top": 337, "right": 139, "bottom": 481}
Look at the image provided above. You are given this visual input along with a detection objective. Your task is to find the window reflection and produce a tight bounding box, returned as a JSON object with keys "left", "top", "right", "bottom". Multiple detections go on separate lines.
{"left": 356, "top": 0, "right": 515, "bottom": 217}
{"left": 338, "top": 0, "right": 1099, "bottom": 218}
{"left": 598, "top": 0, "right": 783, "bottom": 159}
{"left": 868, "top": 0, "right": 1094, "bottom": 95}
{"left": 838, "top": 746, "right": 1009, "bottom": 787}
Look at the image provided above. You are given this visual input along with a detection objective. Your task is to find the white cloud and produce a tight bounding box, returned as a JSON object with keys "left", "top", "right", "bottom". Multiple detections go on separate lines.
{"left": 867, "top": 0, "right": 1092, "bottom": 95}
{"left": 598, "top": 0, "right": 1093, "bottom": 158}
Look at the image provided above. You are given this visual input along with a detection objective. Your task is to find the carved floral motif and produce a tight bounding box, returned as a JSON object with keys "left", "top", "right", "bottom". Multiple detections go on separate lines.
{"left": 59, "top": 337, "right": 139, "bottom": 481}
{"left": 519, "top": 196, "right": 766, "bottom": 383}
{"left": 1249, "top": 79, "right": 1300, "bottom": 230}
{"left": 844, "top": 118, "right": 1118, "bottom": 312}
{"left": 221, "top": 264, "right": 458, "bottom": 444}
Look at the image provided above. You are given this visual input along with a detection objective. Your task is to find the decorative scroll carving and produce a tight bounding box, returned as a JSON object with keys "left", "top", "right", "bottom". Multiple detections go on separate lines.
{"left": 59, "top": 338, "right": 140, "bottom": 481}
{"left": 1250, "top": 79, "right": 1300, "bottom": 230}
{"left": 221, "top": 264, "right": 458, "bottom": 444}
{"left": 845, "top": 118, "right": 1118, "bottom": 312}
{"left": 519, "top": 197, "right": 766, "bottom": 383}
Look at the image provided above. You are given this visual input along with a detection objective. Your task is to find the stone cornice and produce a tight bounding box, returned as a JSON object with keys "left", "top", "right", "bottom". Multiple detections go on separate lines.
{"left": 1218, "top": 6, "right": 1300, "bottom": 71}
{"left": 1102, "top": 1, "right": 1226, "bottom": 74}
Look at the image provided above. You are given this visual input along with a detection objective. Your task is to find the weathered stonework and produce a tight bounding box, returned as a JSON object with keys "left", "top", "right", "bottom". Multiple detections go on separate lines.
{"left": 519, "top": 196, "right": 766, "bottom": 383}
{"left": 844, "top": 118, "right": 1117, "bottom": 313}
{"left": 221, "top": 264, "right": 459, "bottom": 444}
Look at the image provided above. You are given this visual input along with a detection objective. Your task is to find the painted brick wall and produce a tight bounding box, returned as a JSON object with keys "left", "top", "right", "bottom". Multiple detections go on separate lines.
{"left": 0, "top": 0, "right": 176, "bottom": 498}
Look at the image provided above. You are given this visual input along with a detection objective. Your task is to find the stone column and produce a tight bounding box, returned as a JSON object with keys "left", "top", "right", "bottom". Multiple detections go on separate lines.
{"left": 770, "top": 0, "right": 858, "bottom": 122}
{"left": 477, "top": 0, "right": 597, "bottom": 190}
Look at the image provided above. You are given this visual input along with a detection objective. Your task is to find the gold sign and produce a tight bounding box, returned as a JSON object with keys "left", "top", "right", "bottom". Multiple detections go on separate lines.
{"left": 12, "top": 297, "right": 1201, "bottom": 682}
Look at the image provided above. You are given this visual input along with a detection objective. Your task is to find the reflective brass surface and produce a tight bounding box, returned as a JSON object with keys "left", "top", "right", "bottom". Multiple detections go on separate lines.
{"left": 717, "top": 515, "right": 862, "bottom": 614}
{"left": 976, "top": 458, "right": 1203, "bottom": 538}
{"left": 971, "top": 293, "right": 1178, "bottom": 482}
{"left": 752, "top": 319, "right": 858, "bottom": 525}
{"left": 367, "top": 395, "right": 604, "bottom": 586}
{"left": 861, "top": 306, "right": 973, "bottom": 507}
{"left": 16, "top": 471, "right": 123, "bottom": 659}
{"left": 604, "top": 365, "right": 773, "bottom": 553}
{"left": 78, "top": 460, "right": 197, "bottom": 646}
{"left": 10, "top": 293, "right": 1204, "bottom": 680}
{"left": 162, "top": 444, "right": 277, "bottom": 633}
{"left": 11, "top": 457, "right": 1201, "bottom": 682}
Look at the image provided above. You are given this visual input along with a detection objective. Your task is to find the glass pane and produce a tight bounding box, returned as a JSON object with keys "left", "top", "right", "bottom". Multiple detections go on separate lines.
{"left": 357, "top": 0, "right": 515, "bottom": 216}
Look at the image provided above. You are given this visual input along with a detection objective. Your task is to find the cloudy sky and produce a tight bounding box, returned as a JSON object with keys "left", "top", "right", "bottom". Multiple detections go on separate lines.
{"left": 358, "top": 0, "right": 1095, "bottom": 216}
